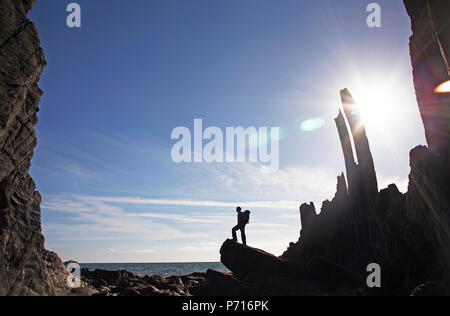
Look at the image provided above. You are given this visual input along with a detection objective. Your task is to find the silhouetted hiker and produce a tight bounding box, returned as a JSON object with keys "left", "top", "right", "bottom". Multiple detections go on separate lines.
{"left": 232, "top": 207, "right": 250, "bottom": 246}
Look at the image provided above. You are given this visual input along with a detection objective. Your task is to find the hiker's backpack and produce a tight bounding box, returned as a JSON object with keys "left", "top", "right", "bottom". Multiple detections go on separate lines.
{"left": 242, "top": 210, "right": 250, "bottom": 225}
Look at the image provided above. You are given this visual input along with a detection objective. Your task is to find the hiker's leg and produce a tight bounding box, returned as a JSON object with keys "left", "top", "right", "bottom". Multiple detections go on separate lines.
{"left": 241, "top": 226, "right": 246, "bottom": 246}
{"left": 232, "top": 226, "right": 239, "bottom": 241}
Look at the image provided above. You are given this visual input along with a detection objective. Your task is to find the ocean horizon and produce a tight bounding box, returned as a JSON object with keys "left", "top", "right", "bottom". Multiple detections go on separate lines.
{"left": 80, "top": 262, "right": 230, "bottom": 277}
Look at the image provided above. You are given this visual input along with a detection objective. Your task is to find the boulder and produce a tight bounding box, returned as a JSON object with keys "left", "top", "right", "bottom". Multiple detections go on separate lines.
{"left": 206, "top": 269, "right": 236, "bottom": 283}
{"left": 118, "top": 288, "right": 141, "bottom": 297}
{"left": 410, "top": 282, "right": 447, "bottom": 297}
{"left": 302, "top": 257, "right": 363, "bottom": 289}
{"left": 220, "top": 239, "right": 302, "bottom": 279}
{"left": 83, "top": 269, "right": 123, "bottom": 285}
{"left": 140, "top": 285, "right": 167, "bottom": 296}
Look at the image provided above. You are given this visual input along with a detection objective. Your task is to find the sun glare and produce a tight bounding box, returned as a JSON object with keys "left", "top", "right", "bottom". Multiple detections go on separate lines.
{"left": 349, "top": 86, "right": 400, "bottom": 134}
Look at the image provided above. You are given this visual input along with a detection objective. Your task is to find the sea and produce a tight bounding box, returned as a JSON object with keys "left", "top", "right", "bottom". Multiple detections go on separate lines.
{"left": 80, "top": 262, "right": 230, "bottom": 277}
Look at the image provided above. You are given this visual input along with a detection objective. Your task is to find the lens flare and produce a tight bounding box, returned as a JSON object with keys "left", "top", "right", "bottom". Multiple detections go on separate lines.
{"left": 300, "top": 118, "right": 325, "bottom": 132}
{"left": 434, "top": 80, "right": 450, "bottom": 93}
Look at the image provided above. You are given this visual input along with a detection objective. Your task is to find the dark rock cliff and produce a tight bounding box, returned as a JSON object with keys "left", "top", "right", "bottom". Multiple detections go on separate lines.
{"left": 403, "top": 0, "right": 450, "bottom": 289}
{"left": 404, "top": 0, "right": 450, "bottom": 150}
{"left": 0, "top": 0, "right": 69, "bottom": 295}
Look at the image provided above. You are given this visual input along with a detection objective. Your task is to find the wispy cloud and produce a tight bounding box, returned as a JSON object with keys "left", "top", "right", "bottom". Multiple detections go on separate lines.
{"left": 41, "top": 189, "right": 304, "bottom": 262}
{"left": 40, "top": 160, "right": 410, "bottom": 263}
{"left": 42, "top": 196, "right": 210, "bottom": 243}
{"left": 167, "top": 163, "right": 341, "bottom": 207}
{"left": 78, "top": 196, "right": 300, "bottom": 210}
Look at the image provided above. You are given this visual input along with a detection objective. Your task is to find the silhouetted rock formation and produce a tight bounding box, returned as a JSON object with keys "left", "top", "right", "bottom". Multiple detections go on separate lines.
{"left": 403, "top": 0, "right": 450, "bottom": 291}
{"left": 280, "top": 85, "right": 450, "bottom": 294}
{"left": 340, "top": 89, "right": 378, "bottom": 204}
{"left": 404, "top": 0, "right": 450, "bottom": 150}
{"left": 405, "top": 145, "right": 450, "bottom": 286}
{"left": 0, "top": 0, "right": 69, "bottom": 295}
{"left": 299, "top": 202, "right": 316, "bottom": 235}
{"left": 335, "top": 111, "right": 357, "bottom": 194}
{"left": 220, "top": 239, "right": 301, "bottom": 279}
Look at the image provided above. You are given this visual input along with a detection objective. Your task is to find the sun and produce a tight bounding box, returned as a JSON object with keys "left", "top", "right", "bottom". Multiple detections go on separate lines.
{"left": 348, "top": 85, "right": 400, "bottom": 134}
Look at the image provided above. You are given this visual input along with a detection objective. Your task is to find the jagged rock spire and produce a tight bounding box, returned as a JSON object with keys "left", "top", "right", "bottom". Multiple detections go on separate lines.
{"left": 335, "top": 110, "right": 357, "bottom": 197}
{"left": 299, "top": 202, "right": 316, "bottom": 236}
{"left": 335, "top": 89, "right": 378, "bottom": 206}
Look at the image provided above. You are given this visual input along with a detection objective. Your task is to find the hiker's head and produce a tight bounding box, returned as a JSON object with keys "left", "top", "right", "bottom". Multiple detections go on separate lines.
{"left": 244, "top": 210, "right": 251, "bottom": 215}
{"left": 236, "top": 207, "right": 242, "bottom": 212}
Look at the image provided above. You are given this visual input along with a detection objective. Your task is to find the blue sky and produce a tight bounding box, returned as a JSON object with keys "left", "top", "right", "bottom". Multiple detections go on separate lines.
{"left": 29, "top": 0, "right": 426, "bottom": 263}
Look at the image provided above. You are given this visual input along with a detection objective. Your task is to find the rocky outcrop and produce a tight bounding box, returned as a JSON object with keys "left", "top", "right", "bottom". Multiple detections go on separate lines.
{"left": 220, "top": 239, "right": 302, "bottom": 279}
{"left": 0, "top": 0, "right": 69, "bottom": 295}
{"left": 404, "top": 0, "right": 450, "bottom": 149}
{"left": 299, "top": 202, "right": 316, "bottom": 235}
{"left": 404, "top": 0, "right": 450, "bottom": 150}
{"left": 403, "top": 0, "right": 450, "bottom": 291}
{"left": 220, "top": 239, "right": 363, "bottom": 289}
{"left": 405, "top": 145, "right": 450, "bottom": 287}
{"left": 280, "top": 87, "right": 450, "bottom": 295}
{"left": 340, "top": 89, "right": 378, "bottom": 205}
{"left": 282, "top": 168, "right": 367, "bottom": 280}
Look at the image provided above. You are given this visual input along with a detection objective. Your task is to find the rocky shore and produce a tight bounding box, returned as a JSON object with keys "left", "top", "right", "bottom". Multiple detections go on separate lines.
{"left": 77, "top": 239, "right": 444, "bottom": 296}
{"left": 75, "top": 268, "right": 206, "bottom": 297}
{"left": 77, "top": 266, "right": 365, "bottom": 297}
